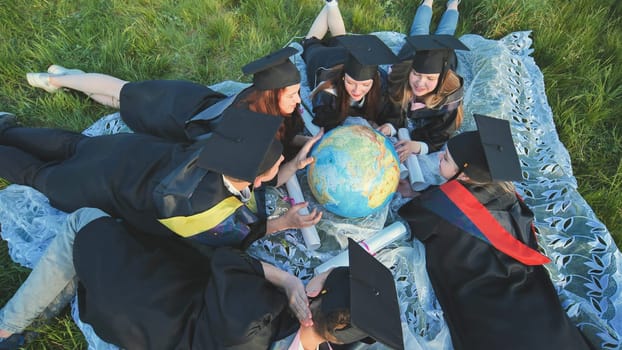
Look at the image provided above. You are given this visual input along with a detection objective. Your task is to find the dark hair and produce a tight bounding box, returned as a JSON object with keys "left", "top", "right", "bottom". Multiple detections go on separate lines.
{"left": 387, "top": 60, "right": 464, "bottom": 129}
{"left": 310, "top": 298, "right": 351, "bottom": 344}
{"left": 310, "top": 65, "right": 384, "bottom": 125}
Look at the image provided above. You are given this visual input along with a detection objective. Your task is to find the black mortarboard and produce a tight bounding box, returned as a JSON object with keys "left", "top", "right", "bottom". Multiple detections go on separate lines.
{"left": 447, "top": 114, "right": 523, "bottom": 183}
{"left": 196, "top": 108, "right": 283, "bottom": 182}
{"left": 336, "top": 35, "right": 399, "bottom": 81}
{"left": 318, "top": 238, "right": 404, "bottom": 350}
{"left": 242, "top": 47, "right": 301, "bottom": 90}
{"left": 405, "top": 34, "right": 469, "bottom": 74}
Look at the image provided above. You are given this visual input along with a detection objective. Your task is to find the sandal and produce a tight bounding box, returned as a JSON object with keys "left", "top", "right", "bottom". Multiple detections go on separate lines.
{"left": 27, "top": 65, "right": 85, "bottom": 93}
{"left": 47, "top": 64, "right": 85, "bottom": 76}
{"left": 26, "top": 72, "right": 60, "bottom": 93}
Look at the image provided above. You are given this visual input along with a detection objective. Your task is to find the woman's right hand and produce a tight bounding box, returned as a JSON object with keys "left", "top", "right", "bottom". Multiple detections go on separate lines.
{"left": 376, "top": 123, "right": 394, "bottom": 136}
{"left": 395, "top": 140, "right": 422, "bottom": 162}
{"left": 281, "top": 273, "right": 313, "bottom": 327}
{"left": 260, "top": 262, "right": 313, "bottom": 327}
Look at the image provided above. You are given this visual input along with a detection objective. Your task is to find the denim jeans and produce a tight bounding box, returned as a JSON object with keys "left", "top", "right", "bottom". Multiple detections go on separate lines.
{"left": 409, "top": 4, "right": 459, "bottom": 36}
{"left": 0, "top": 208, "right": 108, "bottom": 333}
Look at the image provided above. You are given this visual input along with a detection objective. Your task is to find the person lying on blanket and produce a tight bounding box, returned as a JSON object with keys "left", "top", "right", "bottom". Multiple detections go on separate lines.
{"left": 397, "top": 114, "right": 595, "bottom": 350}
{"left": 0, "top": 109, "right": 321, "bottom": 257}
{"left": 0, "top": 207, "right": 404, "bottom": 350}
{"left": 27, "top": 48, "right": 309, "bottom": 166}
{"left": 300, "top": 0, "right": 398, "bottom": 131}
{"left": 378, "top": 34, "right": 469, "bottom": 158}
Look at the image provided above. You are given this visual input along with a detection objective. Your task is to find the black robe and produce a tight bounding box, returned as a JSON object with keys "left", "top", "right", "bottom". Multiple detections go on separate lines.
{"left": 74, "top": 217, "right": 298, "bottom": 350}
{"left": 378, "top": 85, "right": 463, "bottom": 152}
{"left": 0, "top": 128, "right": 266, "bottom": 252}
{"left": 398, "top": 183, "right": 594, "bottom": 350}
{"left": 119, "top": 80, "right": 305, "bottom": 161}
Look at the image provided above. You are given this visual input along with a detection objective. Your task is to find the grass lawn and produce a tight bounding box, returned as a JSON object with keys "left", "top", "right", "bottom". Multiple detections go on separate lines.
{"left": 0, "top": 0, "right": 620, "bottom": 348}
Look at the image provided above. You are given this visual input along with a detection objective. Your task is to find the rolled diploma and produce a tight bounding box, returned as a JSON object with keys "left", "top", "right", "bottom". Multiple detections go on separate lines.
{"left": 314, "top": 221, "right": 407, "bottom": 274}
{"left": 285, "top": 175, "right": 321, "bottom": 250}
{"left": 397, "top": 128, "right": 425, "bottom": 188}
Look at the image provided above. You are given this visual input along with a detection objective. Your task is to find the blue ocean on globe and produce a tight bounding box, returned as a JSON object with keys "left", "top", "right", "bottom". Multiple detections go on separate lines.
{"left": 306, "top": 125, "right": 400, "bottom": 218}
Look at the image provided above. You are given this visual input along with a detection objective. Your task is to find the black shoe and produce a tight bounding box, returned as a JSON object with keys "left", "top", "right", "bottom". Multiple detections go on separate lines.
{"left": 0, "top": 333, "right": 25, "bottom": 350}
{"left": 0, "top": 112, "right": 18, "bottom": 134}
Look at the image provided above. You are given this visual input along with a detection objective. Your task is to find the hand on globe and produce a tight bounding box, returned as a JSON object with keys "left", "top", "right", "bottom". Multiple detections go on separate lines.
{"left": 293, "top": 128, "right": 325, "bottom": 170}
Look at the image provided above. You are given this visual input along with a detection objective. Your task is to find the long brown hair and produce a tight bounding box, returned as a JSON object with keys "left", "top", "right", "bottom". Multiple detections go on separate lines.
{"left": 243, "top": 87, "right": 282, "bottom": 117}
{"left": 239, "top": 86, "right": 302, "bottom": 144}
{"left": 310, "top": 65, "right": 383, "bottom": 125}
{"left": 388, "top": 60, "right": 464, "bottom": 128}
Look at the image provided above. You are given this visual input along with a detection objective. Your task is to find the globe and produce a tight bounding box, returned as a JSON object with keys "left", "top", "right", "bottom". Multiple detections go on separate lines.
{"left": 306, "top": 124, "right": 400, "bottom": 218}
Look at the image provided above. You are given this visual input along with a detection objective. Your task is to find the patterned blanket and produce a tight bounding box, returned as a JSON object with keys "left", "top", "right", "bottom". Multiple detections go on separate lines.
{"left": 0, "top": 31, "right": 620, "bottom": 349}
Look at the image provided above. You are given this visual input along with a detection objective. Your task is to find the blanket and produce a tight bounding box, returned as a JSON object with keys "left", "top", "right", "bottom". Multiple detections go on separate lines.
{"left": 0, "top": 31, "right": 620, "bottom": 350}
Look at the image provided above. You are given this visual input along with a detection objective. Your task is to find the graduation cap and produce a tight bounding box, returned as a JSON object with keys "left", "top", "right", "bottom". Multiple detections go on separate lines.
{"left": 196, "top": 108, "right": 283, "bottom": 182}
{"left": 447, "top": 114, "right": 523, "bottom": 183}
{"left": 317, "top": 238, "right": 404, "bottom": 350}
{"left": 402, "top": 35, "right": 469, "bottom": 93}
{"left": 336, "top": 35, "right": 399, "bottom": 81}
{"left": 405, "top": 34, "right": 469, "bottom": 74}
{"left": 242, "top": 47, "right": 301, "bottom": 90}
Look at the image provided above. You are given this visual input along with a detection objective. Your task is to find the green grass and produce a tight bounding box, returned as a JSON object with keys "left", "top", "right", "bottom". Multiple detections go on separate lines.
{"left": 0, "top": 0, "right": 620, "bottom": 348}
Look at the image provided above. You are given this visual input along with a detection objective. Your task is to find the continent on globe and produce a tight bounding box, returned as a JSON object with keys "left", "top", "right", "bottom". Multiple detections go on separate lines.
{"left": 306, "top": 124, "right": 400, "bottom": 218}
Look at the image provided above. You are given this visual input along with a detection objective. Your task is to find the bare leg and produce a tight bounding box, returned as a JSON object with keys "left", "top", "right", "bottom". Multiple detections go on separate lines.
{"left": 306, "top": 5, "right": 329, "bottom": 39}
{"left": 305, "top": 2, "right": 346, "bottom": 40}
{"left": 48, "top": 73, "right": 127, "bottom": 108}
{"left": 326, "top": 2, "right": 346, "bottom": 36}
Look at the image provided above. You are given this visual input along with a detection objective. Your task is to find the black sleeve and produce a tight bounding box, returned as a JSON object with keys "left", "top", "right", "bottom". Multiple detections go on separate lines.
{"left": 376, "top": 97, "right": 405, "bottom": 129}
{"left": 311, "top": 91, "right": 344, "bottom": 131}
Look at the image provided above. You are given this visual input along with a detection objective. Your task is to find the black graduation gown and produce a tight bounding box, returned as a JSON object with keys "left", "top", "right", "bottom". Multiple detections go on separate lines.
{"left": 310, "top": 73, "right": 389, "bottom": 132}
{"left": 398, "top": 183, "right": 594, "bottom": 350}
{"left": 301, "top": 36, "right": 348, "bottom": 89}
{"left": 0, "top": 128, "right": 266, "bottom": 251}
{"left": 378, "top": 85, "right": 463, "bottom": 152}
{"left": 74, "top": 217, "right": 298, "bottom": 350}
{"left": 120, "top": 80, "right": 228, "bottom": 142}
{"left": 311, "top": 90, "right": 369, "bottom": 131}
{"left": 120, "top": 80, "right": 304, "bottom": 161}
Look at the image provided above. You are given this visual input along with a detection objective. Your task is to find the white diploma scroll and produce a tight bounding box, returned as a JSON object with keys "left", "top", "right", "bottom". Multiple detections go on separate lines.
{"left": 397, "top": 128, "right": 427, "bottom": 191}
{"left": 285, "top": 175, "right": 321, "bottom": 250}
{"left": 314, "top": 221, "right": 407, "bottom": 274}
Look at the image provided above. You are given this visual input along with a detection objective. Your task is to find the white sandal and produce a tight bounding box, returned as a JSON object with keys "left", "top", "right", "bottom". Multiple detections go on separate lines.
{"left": 26, "top": 73, "right": 60, "bottom": 93}
{"left": 26, "top": 65, "right": 85, "bottom": 93}
{"left": 47, "top": 64, "right": 85, "bottom": 76}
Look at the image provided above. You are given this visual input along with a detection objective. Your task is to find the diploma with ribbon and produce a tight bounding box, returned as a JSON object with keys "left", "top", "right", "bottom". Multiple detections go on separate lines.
{"left": 314, "top": 221, "right": 408, "bottom": 274}
{"left": 397, "top": 128, "right": 426, "bottom": 191}
{"left": 285, "top": 174, "right": 321, "bottom": 250}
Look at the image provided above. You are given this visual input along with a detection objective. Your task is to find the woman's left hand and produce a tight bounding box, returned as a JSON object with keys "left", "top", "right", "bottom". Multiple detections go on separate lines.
{"left": 293, "top": 128, "right": 325, "bottom": 170}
